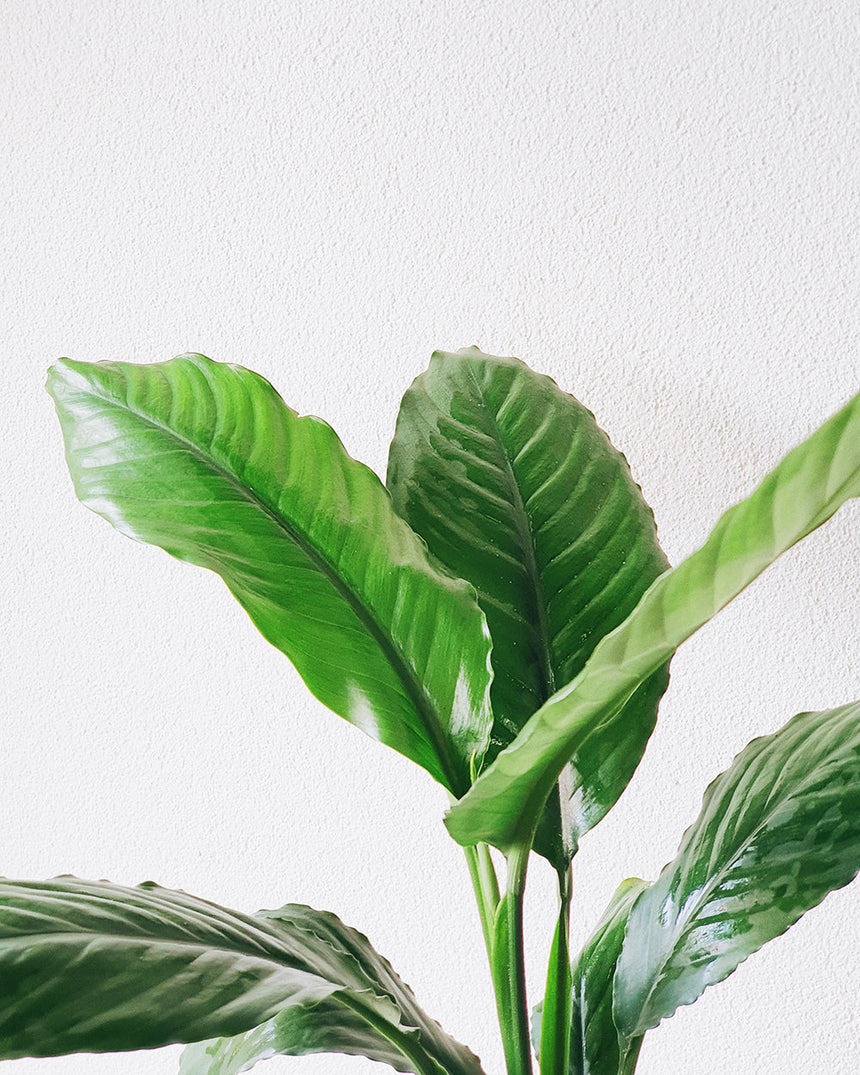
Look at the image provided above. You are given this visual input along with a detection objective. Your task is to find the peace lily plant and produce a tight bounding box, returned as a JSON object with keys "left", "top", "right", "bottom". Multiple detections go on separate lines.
{"left": 12, "top": 347, "right": 856, "bottom": 1074}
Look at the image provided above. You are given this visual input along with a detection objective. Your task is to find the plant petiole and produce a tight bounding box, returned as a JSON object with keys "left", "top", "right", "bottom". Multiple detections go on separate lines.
{"left": 492, "top": 842, "right": 532, "bottom": 1075}
{"left": 539, "top": 865, "right": 572, "bottom": 1075}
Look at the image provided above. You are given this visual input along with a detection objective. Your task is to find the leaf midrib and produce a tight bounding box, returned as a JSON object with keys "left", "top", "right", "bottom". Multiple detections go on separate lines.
{"left": 464, "top": 365, "right": 555, "bottom": 708}
{"left": 74, "top": 369, "right": 464, "bottom": 794}
{"left": 0, "top": 927, "right": 392, "bottom": 1008}
{"left": 0, "top": 928, "right": 277, "bottom": 953}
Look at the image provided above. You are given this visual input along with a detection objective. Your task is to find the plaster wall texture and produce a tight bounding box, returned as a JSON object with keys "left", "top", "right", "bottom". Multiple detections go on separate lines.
{"left": 3, "top": 1, "right": 859, "bottom": 1072}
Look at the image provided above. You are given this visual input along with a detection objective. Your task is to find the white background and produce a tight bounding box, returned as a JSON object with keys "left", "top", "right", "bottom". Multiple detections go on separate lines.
{"left": 4, "top": 2, "right": 860, "bottom": 1073}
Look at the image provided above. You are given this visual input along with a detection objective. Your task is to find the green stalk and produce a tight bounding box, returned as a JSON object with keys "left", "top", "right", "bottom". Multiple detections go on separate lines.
{"left": 618, "top": 1036, "right": 644, "bottom": 1075}
{"left": 538, "top": 867, "right": 572, "bottom": 1075}
{"left": 464, "top": 842, "right": 500, "bottom": 957}
{"left": 460, "top": 768, "right": 500, "bottom": 963}
{"left": 492, "top": 843, "right": 533, "bottom": 1075}
{"left": 460, "top": 767, "right": 531, "bottom": 1075}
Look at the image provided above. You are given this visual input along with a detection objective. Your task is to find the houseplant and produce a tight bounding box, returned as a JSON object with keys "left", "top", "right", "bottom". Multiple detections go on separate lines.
{"left": 6, "top": 346, "right": 856, "bottom": 1073}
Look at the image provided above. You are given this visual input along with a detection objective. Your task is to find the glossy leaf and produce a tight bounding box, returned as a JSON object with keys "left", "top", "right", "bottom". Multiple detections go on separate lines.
{"left": 47, "top": 355, "right": 493, "bottom": 797}
{"left": 0, "top": 877, "right": 478, "bottom": 1073}
{"left": 446, "top": 389, "right": 860, "bottom": 852}
{"left": 614, "top": 701, "right": 860, "bottom": 1042}
{"left": 387, "top": 348, "right": 669, "bottom": 868}
{"left": 181, "top": 903, "right": 485, "bottom": 1075}
{"left": 569, "top": 880, "right": 647, "bottom": 1075}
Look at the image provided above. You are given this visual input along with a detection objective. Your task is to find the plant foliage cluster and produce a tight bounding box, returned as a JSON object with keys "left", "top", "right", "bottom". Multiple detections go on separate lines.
{"left": 10, "top": 347, "right": 857, "bottom": 1072}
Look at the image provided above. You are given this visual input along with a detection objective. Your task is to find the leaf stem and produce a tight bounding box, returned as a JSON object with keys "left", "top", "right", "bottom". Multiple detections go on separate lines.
{"left": 464, "top": 842, "right": 501, "bottom": 957}
{"left": 618, "top": 1035, "right": 644, "bottom": 1075}
{"left": 538, "top": 866, "right": 572, "bottom": 1075}
{"left": 493, "top": 843, "right": 533, "bottom": 1075}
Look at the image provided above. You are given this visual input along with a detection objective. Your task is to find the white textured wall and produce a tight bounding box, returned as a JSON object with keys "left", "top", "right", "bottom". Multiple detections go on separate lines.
{"left": 4, "top": 2, "right": 860, "bottom": 1073}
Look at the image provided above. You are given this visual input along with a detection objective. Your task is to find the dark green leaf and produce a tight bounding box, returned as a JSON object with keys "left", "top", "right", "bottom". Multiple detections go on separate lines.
{"left": 0, "top": 878, "right": 482, "bottom": 1074}
{"left": 181, "top": 904, "right": 485, "bottom": 1075}
{"left": 614, "top": 701, "right": 860, "bottom": 1041}
{"left": 570, "top": 879, "right": 647, "bottom": 1075}
{"left": 0, "top": 878, "right": 382, "bottom": 1057}
{"left": 446, "top": 390, "right": 860, "bottom": 852}
{"left": 47, "top": 355, "right": 493, "bottom": 797}
{"left": 387, "top": 347, "right": 669, "bottom": 869}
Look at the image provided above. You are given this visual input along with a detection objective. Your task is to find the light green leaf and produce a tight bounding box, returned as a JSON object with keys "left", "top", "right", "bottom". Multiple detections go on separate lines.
{"left": 47, "top": 355, "right": 493, "bottom": 797}
{"left": 446, "top": 390, "right": 860, "bottom": 852}
{"left": 569, "top": 879, "right": 648, "bottom": 1075}
{"left": 181, "top": 904, "right": 485, "bottom": 1075}
{"left": 387, "top": 348, "right": 669, "bottom": 869}
{"left": 614, "top": 701, "right": 860, "bottom": 1041}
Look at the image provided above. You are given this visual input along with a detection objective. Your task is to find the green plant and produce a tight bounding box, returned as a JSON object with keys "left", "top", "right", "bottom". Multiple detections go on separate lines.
{"left": 15, "top": 346, "right": 857, "bottom": 1074}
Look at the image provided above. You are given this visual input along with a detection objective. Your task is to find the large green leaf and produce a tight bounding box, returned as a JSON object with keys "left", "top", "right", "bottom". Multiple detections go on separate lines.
{"left": 568, "top": 879, "right": 648, "bottom": 1075}
{"left": 387, "top": 348, "right": 669, "bottom": 869}
{"left": 181, "top": 903, "right": 485, "bottom": 1075}
{"left": 613, "top": 701, "right": 860, "bottom": 1042}
{"left": 47, "top": 355, "right": 493, "bottom": 797}
{"left": 446, "top": 389, "right": 860, "bottom": 852}
{"left": 0, "top": 878, "right": 482, "bottom": 1074}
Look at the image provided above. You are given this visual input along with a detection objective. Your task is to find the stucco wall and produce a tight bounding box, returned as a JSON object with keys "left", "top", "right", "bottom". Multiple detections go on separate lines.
{"left": 5, "top": 2, "right": 859, "bottom": 1072}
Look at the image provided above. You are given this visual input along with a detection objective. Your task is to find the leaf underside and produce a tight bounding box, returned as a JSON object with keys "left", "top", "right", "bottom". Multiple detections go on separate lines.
{"left": 388, "top": 348, "right": 669, "bottom": 868}
{"left": 47, "top": 354, "right": 493, "bottom": 798}
{"left": 614, "top": 700, "right": 860, "bottom": 1041}
{"left": 179, "top": 999, "right": 414, "bottom": 1073}
{"left": 446, "top": 388, "right": 860, "bottom": 855}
